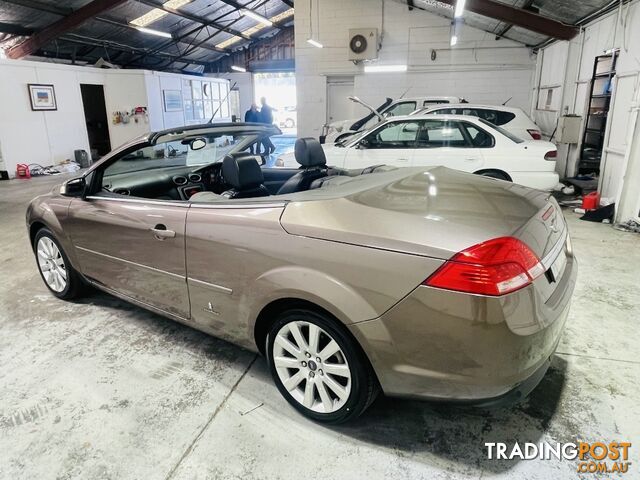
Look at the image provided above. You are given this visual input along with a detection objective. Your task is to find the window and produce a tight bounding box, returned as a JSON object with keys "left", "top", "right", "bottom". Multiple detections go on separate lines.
{"left": 422, "top": 100, "right": 450, "bottom": 105}
{"left": 476, "top": 109, "right": 515, "bottom": 126}
{"left": 100, "top": 133, "right": 259, "bottom": 195}
{"left": 426, "top": 108, "right": 515, "bottom": 126}
{"left": 383, "top": 101, "right": 417, "bottom": 118}
{"left": 363, "top": 121, "right": 420, "bottom": 149}
{"left": 478, "top": 118, "right": 523, "bottom": 143}
{"left": 463, "top": 124, "right": 495, "bottom": 148}
{"left": 103, "top": 140, "right": 189, "bottom": 179}
{"left": 415, "top": 120, "right": 468, "bottom": 148}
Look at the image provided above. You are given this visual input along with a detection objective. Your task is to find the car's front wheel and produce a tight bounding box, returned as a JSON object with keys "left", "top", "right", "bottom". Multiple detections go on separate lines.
{"left": 266, "top": 308, "right": 379, "bottom": 424}
{"left": 33, "top": 228, "right": 84, "bottom": 300}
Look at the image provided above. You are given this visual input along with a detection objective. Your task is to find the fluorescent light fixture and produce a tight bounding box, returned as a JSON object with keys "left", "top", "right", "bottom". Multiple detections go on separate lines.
{"left": 450, "top": 35, "right": 458, "bottom": 46}
{"left": 216, "top": 35, "right": 242, "bottom": 49}
{"left": 270, "top": 8, "right": 294, "bottom": 23}
{"left": 242, "top": 9, "right": 273, "bottom": 26}
{"left": 231, "top": 65, "right": 246, "bottom": 72}
{"left": 363, "top": 64, "right": 408, "bottom": 73}
{"left": 306, "top": 38, "right": 323, "bottom": 48}
{"left": 135, "top": 26, "right": 173, "bottom": 38}
{"left": 215, "top": 9, "right": 294, "bottom": 50}
{"left": 130, "top": 0, "right": 191, "bottom": 27}
{"left": 454, "top": 0, "right": 466, "bottom": 18}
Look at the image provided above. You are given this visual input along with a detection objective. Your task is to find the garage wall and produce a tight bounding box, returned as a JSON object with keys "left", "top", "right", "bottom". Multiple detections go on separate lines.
{"left": 209, "top": 72, "right": 255, "bottom": 119}
{"left": 294, "top": 0, "right": 536, "bottom": 138}
{"left": 533, "top": 0, "right": 640, "bottom": 221}
{"left": 0, "top": 60, "right": 91, "bottom": 177}
{"left": 0, "top": 60, "right": 231, "bottom": 178}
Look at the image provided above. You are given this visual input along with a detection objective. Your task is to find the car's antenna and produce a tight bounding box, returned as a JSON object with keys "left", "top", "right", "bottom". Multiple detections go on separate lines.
{"left": 399, "top": 88, "right": 410, "bottom": 99}
{"left": 209, "top": 81, "right": 237, "bottom": 123}
{"left": 502, "top": 97, "right": 512, "bottom": 106}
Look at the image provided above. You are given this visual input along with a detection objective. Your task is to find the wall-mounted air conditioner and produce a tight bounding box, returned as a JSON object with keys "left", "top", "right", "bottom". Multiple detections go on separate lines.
{"left": 348, "top": 29, "right": 378, "bottom": 61}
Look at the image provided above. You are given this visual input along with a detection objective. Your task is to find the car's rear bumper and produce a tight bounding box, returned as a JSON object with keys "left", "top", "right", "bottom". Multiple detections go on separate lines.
{"left": 349, "top": 249, "right": 576, "bottom": 403}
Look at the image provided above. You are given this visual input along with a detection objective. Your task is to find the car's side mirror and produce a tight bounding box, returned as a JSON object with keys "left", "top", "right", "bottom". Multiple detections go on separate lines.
{"left": 60, "top": 177, "right": 86, "bottom": 198}
{"left": 358, "top": 139, "right": 370, "bottom": 149}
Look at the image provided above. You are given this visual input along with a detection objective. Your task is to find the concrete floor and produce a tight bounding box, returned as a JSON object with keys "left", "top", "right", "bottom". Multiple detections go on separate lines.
{"left": 1, "top": 174, "right": 639, "bottom": 480}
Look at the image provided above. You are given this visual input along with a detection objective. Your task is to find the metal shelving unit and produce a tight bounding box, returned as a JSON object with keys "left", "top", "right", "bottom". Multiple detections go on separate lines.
{"left": 579, "top": 50, "right": 619, "bottom": 174}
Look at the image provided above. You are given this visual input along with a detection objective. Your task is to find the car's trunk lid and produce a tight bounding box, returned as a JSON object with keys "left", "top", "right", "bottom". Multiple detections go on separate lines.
{"left": 280, "top": 167, "right": 561, "bottom": 262}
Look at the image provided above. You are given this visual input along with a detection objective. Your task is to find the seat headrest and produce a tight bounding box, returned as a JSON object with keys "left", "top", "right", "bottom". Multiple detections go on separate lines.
{"left": 294, "top": 137, "right": 327, "bottom": 167}
{"left": 222, "top": 153, "right": 264, "bottom": 189}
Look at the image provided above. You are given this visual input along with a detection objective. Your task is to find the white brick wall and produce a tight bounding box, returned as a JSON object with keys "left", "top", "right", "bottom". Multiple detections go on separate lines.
{"left": 295, "top": 0, "right": 537, "bottom": 137}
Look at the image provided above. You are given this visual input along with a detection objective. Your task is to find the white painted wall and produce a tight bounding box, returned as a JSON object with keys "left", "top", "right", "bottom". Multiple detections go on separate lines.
{"left": 533, "top": 0, "right": 640, "bottom": 221}
{"left": 0, "top": 60, "right": 91, "bottom": 176}
{"left": 0, "top": 59, "right": 231, "bottom": 177}
{"left": 294, "top": 0, "right": 536, "bottom": 138}
{"left": 209, "top": 72, "right": 255, "bottom": 119}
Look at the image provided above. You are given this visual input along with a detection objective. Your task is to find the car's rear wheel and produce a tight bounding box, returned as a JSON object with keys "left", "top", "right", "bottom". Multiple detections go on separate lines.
{"left": 284, "top": 118, "right": 295, "bottom": 128}
{"left": 266, "top": 308, "right": 379, "bottom": 424}
{"left": 34, "top": 228, "right": 84, "bottom": 300}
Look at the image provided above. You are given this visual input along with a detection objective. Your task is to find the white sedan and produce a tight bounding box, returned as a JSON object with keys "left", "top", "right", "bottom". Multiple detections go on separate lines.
{"left": 279, "top": 114, "right": 559, "bottom": 190}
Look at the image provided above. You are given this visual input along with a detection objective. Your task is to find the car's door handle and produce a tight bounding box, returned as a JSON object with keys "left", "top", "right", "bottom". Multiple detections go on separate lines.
{"left": 151, "top": 224, "right": 176, "bottom": 240}
{"left": 397, "top": 158, "right": 409, "bottom": 162}
{"left": 465, "top": 157, "right": 478, "bottom": 161}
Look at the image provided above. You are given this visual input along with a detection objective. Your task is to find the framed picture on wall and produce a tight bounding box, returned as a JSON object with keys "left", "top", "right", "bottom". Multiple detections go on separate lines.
{"left": 163, "top": 90, "right": 183, "bottom": 112}
{"left": 28, "top": 84, "right": 57, "bottom": 111}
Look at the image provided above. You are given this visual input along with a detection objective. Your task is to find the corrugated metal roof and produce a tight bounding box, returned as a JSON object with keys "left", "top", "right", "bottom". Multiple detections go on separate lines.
{"left": 406, "top": 0, "right": 618, "bottom": 47}
{"left": 0, "top": 0, "right": 293, "bottom": 71}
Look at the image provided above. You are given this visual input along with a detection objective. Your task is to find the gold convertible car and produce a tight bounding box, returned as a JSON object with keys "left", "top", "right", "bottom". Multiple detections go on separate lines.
{"left": 27, "top": 123, "right": 577, "bottom": 423}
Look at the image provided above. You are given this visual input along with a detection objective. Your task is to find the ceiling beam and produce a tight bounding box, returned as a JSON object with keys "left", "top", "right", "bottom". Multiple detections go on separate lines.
{"left": 136, "top": 0, "right": 251, "bottom": 40}
{"left": 60, "top": 33, "right": 210, "bottom": 66}
{"left": 2, "top": 0, "right": 72, "bottom": 16}
{"left": 494, "top": 0, "right": 535, "bottom": 40}
{"left": 439, "top": 0, "right": 579, "bottom": 40}
{"left": 6, "top": 0, "right": 128, "bottom": 59}
{"left": 0, "top": 22, "right": 33, "bottom": 36}
{"left": 95, "top": 16, "right": 225, "bottom": 53}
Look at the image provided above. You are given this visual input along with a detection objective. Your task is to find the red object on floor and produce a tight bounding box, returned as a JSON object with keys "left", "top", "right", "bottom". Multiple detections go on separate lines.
{"left": 582, "top": 191, "right": 600, "bottom": 210}
{"left": 16, "top": 164, "right": 30, "bottom": 179}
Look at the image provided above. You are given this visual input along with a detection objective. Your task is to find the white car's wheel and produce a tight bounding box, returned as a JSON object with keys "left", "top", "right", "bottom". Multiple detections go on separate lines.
{"left": 267, "top": 308, "right": 379, "bottom": 423}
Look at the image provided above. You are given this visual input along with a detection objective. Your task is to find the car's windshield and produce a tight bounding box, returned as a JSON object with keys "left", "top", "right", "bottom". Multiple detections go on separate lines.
{"left": 477, "top": 118, "right": 524, "bottom": 143}
{"left": 105, "top": 133, "right": 260, "bottom": 176}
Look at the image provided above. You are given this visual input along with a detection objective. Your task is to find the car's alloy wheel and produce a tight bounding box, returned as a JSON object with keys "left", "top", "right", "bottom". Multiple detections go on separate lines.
{"left": 37, "top": 237, "right": 67, "bottom": 293}
{"left": 272, "top": 320, "right": 352, "bottom": 413}
{"left": 267, "top": 309, "right": 379, "bottom": 424}
{"left": 33, "top": 228, "right": 84, "bottom": 300}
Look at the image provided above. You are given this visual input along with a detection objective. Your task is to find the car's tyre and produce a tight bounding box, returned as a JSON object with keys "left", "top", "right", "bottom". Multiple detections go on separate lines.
{"left": 477, "top": 170, "right": 511, "bottom": 181}
{"left": 266, "top": 308, "right": 379, "bottom": 424}
{"left": 284, "top": 118, "right": 295, "bottom": 129}
{"left": 33, "top": 228, "right": 84, "bottom": 300}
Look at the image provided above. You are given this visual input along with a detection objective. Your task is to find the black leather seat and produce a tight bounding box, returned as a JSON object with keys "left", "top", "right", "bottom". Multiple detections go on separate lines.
{"left": 221, "top": 153, "right": 270, "bottom": 199}
{"left": 276, "top": 138, "right": 328, "bottom": 195}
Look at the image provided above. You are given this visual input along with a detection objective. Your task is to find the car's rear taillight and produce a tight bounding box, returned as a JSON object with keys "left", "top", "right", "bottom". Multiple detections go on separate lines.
{"left": 424, "top": 237, "right": 544, "bottom": 296}
{"left": 527, "top": 129, "right": 542, "bottom": 140}
{"left": 544, "top": 150, "right": 557, "bottom": 160}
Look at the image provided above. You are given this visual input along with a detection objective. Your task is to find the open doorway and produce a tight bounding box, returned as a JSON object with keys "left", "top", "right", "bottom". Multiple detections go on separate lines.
{"left": 80, "top": 84, "right": 111, "bottom": 160}
{"left": 253, "top": 72, "right": 296, "bottom": 167}
{"left": 253, "top": 72, "right": 296, "bottom": 134}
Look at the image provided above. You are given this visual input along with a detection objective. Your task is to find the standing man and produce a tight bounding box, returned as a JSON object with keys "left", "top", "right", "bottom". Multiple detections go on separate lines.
{"left": 244, "top": 103, "right": 260, "bottom": 153}
{"left": 258, "top": 97, "right": 276, "bottom": 154}
{"left": 244, "top": 103, "right": 259, "bottom": 123}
